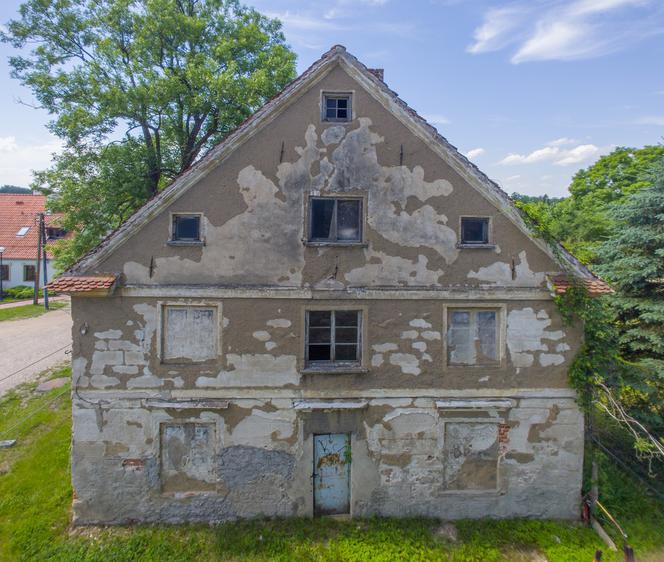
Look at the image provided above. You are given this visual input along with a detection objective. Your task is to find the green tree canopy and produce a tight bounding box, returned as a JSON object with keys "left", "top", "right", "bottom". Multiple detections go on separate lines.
{"left": 549, "top": 146, "right": 664, "bottom": 263}
{"left": 2, "top": 0, "right": 296, "bottom": 268}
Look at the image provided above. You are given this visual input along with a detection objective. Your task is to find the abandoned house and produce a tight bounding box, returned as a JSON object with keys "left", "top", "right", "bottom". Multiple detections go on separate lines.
{"left": 49, "top": 45, "right": 611, "bottom": 524}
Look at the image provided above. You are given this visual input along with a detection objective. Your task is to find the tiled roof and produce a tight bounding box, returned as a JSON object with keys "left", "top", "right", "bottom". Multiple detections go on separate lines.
{"left": 0, "top": 194, "right": 64, "bottom": 259}
{"left": 548, "top": 274, "right": 613, "bottom": 296}
{"left": 47, "top": 275, "right": 117, "bottom": 294}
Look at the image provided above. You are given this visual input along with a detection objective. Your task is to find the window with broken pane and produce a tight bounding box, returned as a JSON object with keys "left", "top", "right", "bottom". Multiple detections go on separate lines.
{"left": 172, "top": 214, "right": 201, "bottom": 242}
{"left": 460, "top": 217, "right": 489, "bottom": 245}
{"left": 163, "top": 306, "right": 217, "bottom": 362}
{"left": 306, "top": 310, "right": 361, "bottom": 366}
{"left": 323, "top": 94, "right": 351, "bottom": 121}
{"left": 309, "top": 198, "right": 362, "bottom": 243}
{"left": 447, "top": 309, "right": 499, "bottom": 366}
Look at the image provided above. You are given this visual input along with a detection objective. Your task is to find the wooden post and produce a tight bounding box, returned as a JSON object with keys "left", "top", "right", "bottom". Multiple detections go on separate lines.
{"left": 623, "top": 545, "right": 635, "bottom": 562}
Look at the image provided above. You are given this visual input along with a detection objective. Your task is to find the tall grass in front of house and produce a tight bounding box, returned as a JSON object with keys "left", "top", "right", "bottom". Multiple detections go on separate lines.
{"left": 1, "top": 366, "right": 663, "bottom": 561}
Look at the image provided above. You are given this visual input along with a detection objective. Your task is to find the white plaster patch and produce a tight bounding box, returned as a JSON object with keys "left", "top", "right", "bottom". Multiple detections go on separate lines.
{"left": 539, "top": 353, "right": 565, "bottom": 367}
{"left": 231, "top": 409, "right": 295, "bottom": 449}
{"left": 467, "top": 251, "right": 545, "bottom": 287}
{"left": 94, "top": 329, "right": 123, "bottom": 339}
{"left": 321, "top": 125, "right": 346, "bottom": 146}
{"left": 266, "top": 318, "right": 291, "bottom": 328}
{"left": 252, "top": 330, "right": 271, "bottom": 342}
{"left": 389, "top": 353, "right": 421, "bottom": 375}
{"left": 127, "top": 373, "right": 164, "bottom": 388}
{"left": 371, "top": 354, "right": 384, "bottom": 367}
{"left": 421, "top": 331, "right": 441, "bottom": 341}
{"left": 372, "top": 343, "right": 399, "bottom": 352}
{"left": 345, "top": 251, "right": 443, "bottom": 286}
{"left": 196, "top": 354, "right": 299, "bottom": 387}
{"left": 556, "top": 343, "right": 571, "bottom": 352}
{"left": 409, "top": 319, "right": 432, "bottom": 328}
{"left": 412, "top": 341, "right": 427, "bottom": 352}
{"left": 265, "top": 341, "right": 277, "bottom": 351}
{"left": 401, "top": 330, "right": 418, "bottom": 340}
{"left": 89, "top": 374, "right": 120, "bottom": 389}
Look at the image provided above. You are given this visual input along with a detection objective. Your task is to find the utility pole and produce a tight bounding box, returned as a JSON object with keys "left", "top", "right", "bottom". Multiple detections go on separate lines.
{"left": 34, "top": 213, "right": 42, "bottom": 305}
{"left": 41, "top": 213, "right": 49, "bottom": 310}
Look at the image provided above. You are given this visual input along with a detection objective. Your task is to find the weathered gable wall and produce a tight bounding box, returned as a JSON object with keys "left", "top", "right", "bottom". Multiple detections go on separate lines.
{"left": 92, "top": 64, "right": 558, "bottom": 288}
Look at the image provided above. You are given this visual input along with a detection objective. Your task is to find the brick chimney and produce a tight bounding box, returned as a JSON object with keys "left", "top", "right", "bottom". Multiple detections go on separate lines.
{"left": 367, "top": 68, "right": 384, "bottom": 82}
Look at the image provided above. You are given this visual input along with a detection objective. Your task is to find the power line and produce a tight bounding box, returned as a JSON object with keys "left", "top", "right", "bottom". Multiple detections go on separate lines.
{"left": 0, "top": 344, "right": 71, "bottom": 385}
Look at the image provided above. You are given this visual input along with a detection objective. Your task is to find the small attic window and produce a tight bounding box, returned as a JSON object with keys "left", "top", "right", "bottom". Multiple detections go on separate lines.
{"left": 460, "top": 217, "right": 490, "bottom": 245}
{"left": 171, "top": 214, "right": 201, "bottom": 243}
{"left": 323, "top": 93, "right": 352, "bottom": 122}
{"left": 16, "top": 226, "right": 30, "bottom": 237}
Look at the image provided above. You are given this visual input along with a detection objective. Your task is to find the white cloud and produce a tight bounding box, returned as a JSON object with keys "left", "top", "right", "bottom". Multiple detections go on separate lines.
{"left": 423, "top": 114, "right": 450, "bottom": 125}
{"left": 268, "top": 11, "right": 346, "bottom": 31}
{"left": 499, "top": 141, "right": 605, "bottom": 167}
{"left": 0, "top": 135, "right": 62, "bottom": 186}
{"left": 633, "top": 115, "right": 664, "bottom": 126}
{"left": 468, "top": 0, "right": 663, "bottom": 63}
{"left": 466, "top": 147, "right": 486, "bottom": 160}
{"left": 547, "top": 137, "right": 577, "bottom": 146}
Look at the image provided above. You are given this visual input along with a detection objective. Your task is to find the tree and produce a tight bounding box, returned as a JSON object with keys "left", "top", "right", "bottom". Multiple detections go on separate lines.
{"left": 2, "top": 0, "right": 296, "bottom": 268}
{"left": 0, "top": 185, "right": 31, "bottom": 194}
{"left": 549, "top": 146, "right": 664, "bottom": 263}
{"left": 596, "top": 158, "right": 664, "bottom": 431}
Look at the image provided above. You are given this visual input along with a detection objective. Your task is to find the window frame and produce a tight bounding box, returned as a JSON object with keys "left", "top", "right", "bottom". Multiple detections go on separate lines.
{"left": 46, "top": 227, "right": 67, "bottom": 240}
{"left": 458, "top": 216, "right": 494, "bottom": 248}
{"left": 442, "top": 303, "right": 506, "bottom": 369}
{"left": 23, "top": 264, "right": 36, "bottom": 283}
{"left": 0, "top": 264, "right": 9, "bottom": 282}
{"left": 168, "top": 212, "right": 204, "bottom": 246}
{"left": 321, "top": 91, "right": 354, "bottom": 123}
{"left": 157, "top": 301, "right": 222, "bottom": 365}
{"left": 307, "top": 196, "right": 365, "bottom": 246}
{"left": 301, "top": 305, "right": 368, "bottom": 373}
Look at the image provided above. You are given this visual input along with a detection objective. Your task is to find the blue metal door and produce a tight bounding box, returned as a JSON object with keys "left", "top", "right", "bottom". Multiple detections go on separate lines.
{"left": 313, "top": 433, "right": 350, "bottom": 516}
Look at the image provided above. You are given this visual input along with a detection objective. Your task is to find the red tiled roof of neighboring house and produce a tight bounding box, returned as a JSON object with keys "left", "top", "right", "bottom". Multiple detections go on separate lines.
{"left": 0, "top": 194, "right": 65, "bottom": 259}
{"left": 548, "top": 274, "right": 614, "bottom": 296}
{"left": 46, "top": 274, "right": 117, "bottom": 294}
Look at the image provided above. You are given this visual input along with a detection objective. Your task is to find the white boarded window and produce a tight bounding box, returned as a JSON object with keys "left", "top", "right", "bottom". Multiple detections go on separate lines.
{"left": 447, "top": 309, "right": 498, "bottom": 366}
{"left": 163, "top": 306, "right": 217, "bottom": 362}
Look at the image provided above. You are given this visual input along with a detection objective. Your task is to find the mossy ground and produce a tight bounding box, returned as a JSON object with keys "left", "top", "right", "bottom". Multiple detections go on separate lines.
{"left": 1, "top": 366, "right": 662, "bottom": 561}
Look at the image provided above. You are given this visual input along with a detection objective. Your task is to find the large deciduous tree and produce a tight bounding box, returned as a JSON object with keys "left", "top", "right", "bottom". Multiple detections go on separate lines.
{"left": 2, "top": 0, "right": 296, "bottom": 268}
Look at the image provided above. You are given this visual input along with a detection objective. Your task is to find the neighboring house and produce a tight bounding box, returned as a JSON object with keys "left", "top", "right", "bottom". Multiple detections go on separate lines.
{"left": 49, "top": 46, "right": 610, "bottom": 525}
{"left": 0, "top": 194, "right": 66, "bottom": 291}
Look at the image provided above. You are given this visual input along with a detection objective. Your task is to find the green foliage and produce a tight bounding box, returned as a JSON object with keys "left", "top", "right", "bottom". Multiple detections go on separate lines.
{"left": 549, "top": 146, "right": 664, "bottom": 263}
{"left": 3, "top": 0, "right": 297, "bottom": 270}
{"left": 4, "top": 285, "right": 38, "bottom": 299}
{"left": 0, "top": 185, "right": 30, "bottom": 194}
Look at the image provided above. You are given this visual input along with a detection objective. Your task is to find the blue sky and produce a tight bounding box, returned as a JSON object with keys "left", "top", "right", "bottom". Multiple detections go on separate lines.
{"left": 1, "top": 0, "right": 663, "bottom": 197}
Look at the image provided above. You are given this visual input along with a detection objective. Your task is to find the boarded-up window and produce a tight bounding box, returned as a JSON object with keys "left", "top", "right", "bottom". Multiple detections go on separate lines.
{"left": 163, "top": 306, "right": 217, "bottom": 362}
{"left": 160, "top": 423, "right": 216, "bottom": 493}
{"left": 447, "top": 309, "right": 499, "bottom": 366}
{"left": 444, "top": 422, "right": 499, "bottom": 490}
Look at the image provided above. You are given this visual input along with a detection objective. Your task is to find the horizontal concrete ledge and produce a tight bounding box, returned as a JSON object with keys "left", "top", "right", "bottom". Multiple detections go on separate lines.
{"left": 293, "top": 399, "right": 368, "bottom": 411}
{"left": 74, "top": 387, "right": 578, "bottom": 402}
{"left": 435, "top": 399, "right": 516, "bottom": 409}
{"left": 142, "top": 398, "right": 230, "bottom": 410}
{"left": 119, "top": 285, "right": 553, "bottom": 301}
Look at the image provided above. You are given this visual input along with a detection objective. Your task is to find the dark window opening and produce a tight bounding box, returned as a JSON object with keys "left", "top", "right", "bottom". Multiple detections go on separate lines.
{"left": 306, "top": 310, "right": 361, "bottom": 366}
{"left": 310, "top": 198, "right": 361, "bottom": 243}
{"left": 172, "top": 214, "right": 201, "bottom": 242}
{"left": 23, "top": 265, "right": 36, "bottom": 282}
{"left": 46, "top": 227, "right": 67, "bottom": 240}
{"left": 461, "top": 217, "right": 489, "bottom": 245}
{"left": 324, "top": 94, "right": 352, "bottom": 122}
{"left": 1, "top": 265, "right": 9, "bottom": 281}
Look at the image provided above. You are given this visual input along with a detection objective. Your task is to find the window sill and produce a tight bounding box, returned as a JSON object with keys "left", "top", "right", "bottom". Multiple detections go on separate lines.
{"left": 304, "top": 241, "right": 368, "bottom": 248}
{"left": 456, "top": 243, "right": 496, "bottom": 249}
{"left": 301, "top": 366, "right": 368, "bottom": 375}
{"left": 167, "top": 240, "right": 205, "bottom": 247}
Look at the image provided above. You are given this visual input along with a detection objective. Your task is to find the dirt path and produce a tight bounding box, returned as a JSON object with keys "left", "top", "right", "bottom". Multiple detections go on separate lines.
{"left": 0, "top": 305, "right": 72, "bottom": 396}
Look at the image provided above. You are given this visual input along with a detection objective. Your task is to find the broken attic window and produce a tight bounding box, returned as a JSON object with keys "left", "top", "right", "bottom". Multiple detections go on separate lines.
{"left": 309, "top": 198, "right": 361, "bottom": 243}
{"left": 323, "top": 93, "right": 352, "bottom": 122}
{"left": 172, "top": 214, "right": 201, "bottom": 242}
{"left": 163, "top": 306, "right": 217, "bottom": 362}
{"left": 306, "top": 310, "right": 361, "bottom": 366}
{"left": 447, "top": 309, "right": 498, "bottom": 366}
{"left": 460, "top": 217, "right": 489, "bottom": 245}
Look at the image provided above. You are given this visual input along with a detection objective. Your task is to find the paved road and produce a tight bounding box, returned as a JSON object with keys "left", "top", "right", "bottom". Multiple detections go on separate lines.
{"left": 0, "top": 305, "right": 72, "bottom": 396}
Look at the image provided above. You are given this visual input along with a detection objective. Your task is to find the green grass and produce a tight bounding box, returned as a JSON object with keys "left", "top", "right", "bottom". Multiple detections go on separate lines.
{"left": 0, "top": 300, "right": 67, "bottom": 322}
{"left": 1, "top": 367, "right": 663, "bottom": 561}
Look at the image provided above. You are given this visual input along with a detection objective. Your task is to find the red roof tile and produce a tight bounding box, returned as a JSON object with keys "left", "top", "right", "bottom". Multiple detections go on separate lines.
{"left": 47, "top": 275, "right": 117, "bottom": 294}
{"left": 0, "top": 194, "right": 66, "bottom": 259}
{"left": 549, "top": 274, "right": 613, "bottom": 296}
